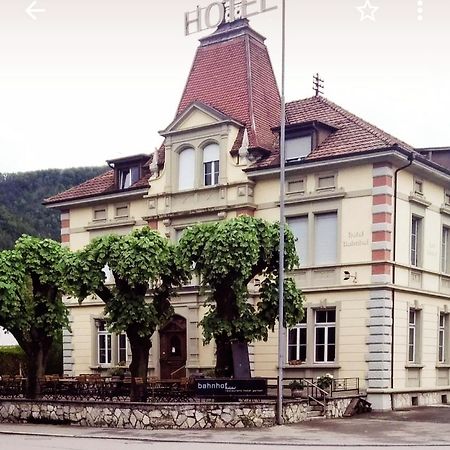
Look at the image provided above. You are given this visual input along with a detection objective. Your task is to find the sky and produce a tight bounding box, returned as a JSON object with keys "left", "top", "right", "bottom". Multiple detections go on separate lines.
{"left": 0, "top": 0, "right": 449, "bottom": 173}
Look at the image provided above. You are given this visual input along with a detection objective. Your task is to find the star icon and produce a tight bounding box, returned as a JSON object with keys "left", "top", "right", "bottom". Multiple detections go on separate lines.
{"left": 356, "top": 0, "right": 379, "bottom": 21}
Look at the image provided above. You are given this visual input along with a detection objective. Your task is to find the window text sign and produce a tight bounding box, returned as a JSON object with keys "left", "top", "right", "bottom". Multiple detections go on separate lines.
{"left": 185, "top": 0, "right": 278, "bottom": 36}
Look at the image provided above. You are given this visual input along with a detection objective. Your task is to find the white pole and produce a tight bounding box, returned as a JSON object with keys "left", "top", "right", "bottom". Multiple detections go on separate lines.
{"left": 277, "top": 0, "right": 286, "bottom": 426}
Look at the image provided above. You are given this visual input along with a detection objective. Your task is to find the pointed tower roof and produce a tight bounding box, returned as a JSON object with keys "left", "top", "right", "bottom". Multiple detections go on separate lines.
{"left": 177, "top": 19, "right": 281, "bottom": 152}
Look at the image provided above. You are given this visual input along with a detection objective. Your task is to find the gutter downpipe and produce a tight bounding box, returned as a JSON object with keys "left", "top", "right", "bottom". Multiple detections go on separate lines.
{"left": 390, "top": 151, "right": 415, "bottom": 398}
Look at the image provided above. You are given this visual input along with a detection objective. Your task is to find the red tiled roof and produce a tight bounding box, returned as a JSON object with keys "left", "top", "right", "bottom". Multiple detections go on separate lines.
{"left": 43, "top": 169, "right": 150, "bottom": 205}
{"left": 177, "top": 19, "right": 280, "bottom": 152}
{"left": 249, "top": 96, "right": 415, "bottom": 170}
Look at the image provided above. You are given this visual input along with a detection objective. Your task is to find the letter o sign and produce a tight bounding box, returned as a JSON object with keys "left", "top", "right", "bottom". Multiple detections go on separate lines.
{"left": 204, "top": 2, "right": 225, "bottom": 29}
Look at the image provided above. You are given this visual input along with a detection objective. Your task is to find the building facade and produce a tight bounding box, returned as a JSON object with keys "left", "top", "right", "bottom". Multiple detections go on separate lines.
{"left": 44, "top": 19, "right": 450, "bottom": 411}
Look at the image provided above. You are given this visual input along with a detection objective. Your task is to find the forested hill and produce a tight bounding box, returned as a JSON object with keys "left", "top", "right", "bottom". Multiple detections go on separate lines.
{"left": 0, "top": 167, "right": 107, "bottom": 250}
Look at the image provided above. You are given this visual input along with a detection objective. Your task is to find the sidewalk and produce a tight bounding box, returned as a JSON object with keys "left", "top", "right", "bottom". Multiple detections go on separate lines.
{"left": 0, "top": 406, "right": 450, "bottom": 446}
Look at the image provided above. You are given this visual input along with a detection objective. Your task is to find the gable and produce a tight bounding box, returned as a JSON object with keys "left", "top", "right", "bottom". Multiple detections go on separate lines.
{"left": 176, "top": 108, "right": 219, "bottom": 131}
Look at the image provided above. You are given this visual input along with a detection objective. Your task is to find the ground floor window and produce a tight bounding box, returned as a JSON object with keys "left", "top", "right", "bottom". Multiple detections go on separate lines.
{"left": 315, "top": 309, "right": 336, "bottom": 363}
{"left": 439, "top": 313, "right": 448, "bottom": 364}
{"left": 95, "top": 320, "right": 129, "bottom": 366}
{"left": 287, "top": 316, "right": 307, "bottom": 363}
{"left": 408, "top": 309, "right": 420, "bottom": 363}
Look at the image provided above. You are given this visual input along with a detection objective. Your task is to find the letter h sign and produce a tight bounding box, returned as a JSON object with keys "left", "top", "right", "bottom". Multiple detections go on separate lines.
{"left": 185, "top": 0, "right": 278, "bottom": 36}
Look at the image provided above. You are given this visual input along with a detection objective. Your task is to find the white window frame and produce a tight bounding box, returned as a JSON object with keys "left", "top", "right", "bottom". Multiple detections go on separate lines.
{"left": 203, "top": 143, "right": 220, "bottom": 187}
{"left": 118, "top": 166, "right": 139, "bottom": 190}
{"left": 287, "top": 318, "right": 307, "bottom": 363}
{"left": 411, "top": 216, "right": 422, "bottom": 267}
{"left": 408, "top": 309, "right": 418, "bottom": 363}
{"left": 314, "top": 309, "right": 336, "bottom": 363}
{"left": 98, "top": 321, "right": 112, "bottom": 366}
{"left": 442, "top": 227, "right": 450, "bottom": 274}
{"left": 438, "top": 313, "right": 446, "bottom": 363}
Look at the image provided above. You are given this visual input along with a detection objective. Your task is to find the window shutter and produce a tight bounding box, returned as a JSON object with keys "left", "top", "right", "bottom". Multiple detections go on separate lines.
{"left": 287, "top": 216, "right": 308, "bottom": 266}
{"left": 285, "top": 136, "right": 312, "bottom": 161}
{"left": 314, "top": 212, "right": 337, "bottom": 265}
{"left": 203, "top": 143, "right": 219, "bottom": 163}
{"left": 179, "top": 148, "right": 195, "bottom": 190}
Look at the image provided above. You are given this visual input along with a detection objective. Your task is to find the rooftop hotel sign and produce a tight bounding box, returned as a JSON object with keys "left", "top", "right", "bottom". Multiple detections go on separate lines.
{"left": 185, "top": 0, "right": 278, "bottom": 36}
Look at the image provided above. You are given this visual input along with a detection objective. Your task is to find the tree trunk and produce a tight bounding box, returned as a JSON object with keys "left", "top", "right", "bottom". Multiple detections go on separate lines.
{"left": 26, "top": 342, "right": 50, "bottom": 399}
{"left": 215, "top": 334, "right": 234, "bottom": 377}
{"left": 214, "top": 286, "right": 240, "bottom": 377}
{"left": 127, "top": 329, "right": 152, "bottom": 402}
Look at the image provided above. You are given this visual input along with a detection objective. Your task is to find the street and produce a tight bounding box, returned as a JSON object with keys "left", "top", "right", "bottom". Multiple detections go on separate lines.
{"left": 1, "top": 406, "right": 450, "bottom": 449}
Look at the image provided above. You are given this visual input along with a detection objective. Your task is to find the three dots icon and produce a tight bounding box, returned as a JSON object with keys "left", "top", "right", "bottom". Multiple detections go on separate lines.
{"left": 417, "top": 0, "right": 424, "bottom": 21}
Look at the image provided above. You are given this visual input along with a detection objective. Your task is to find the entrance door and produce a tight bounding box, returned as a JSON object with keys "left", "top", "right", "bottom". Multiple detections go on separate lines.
{"left": 159, "top": 315, "right": 187, "bottom": 379}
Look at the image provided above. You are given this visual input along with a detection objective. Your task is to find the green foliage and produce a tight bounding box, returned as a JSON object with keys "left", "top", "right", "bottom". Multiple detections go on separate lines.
{"left": 177, "top": 216, "right": 304, "bottom": 344}
{"left": 66, "top": 227, "right": 187, "bottom": 339}
{"left": 0, "top": 167, "right": 107, "bottom": 250}
{"left": 0, "top": 235, "right": 70, "bottom": 345}
{"left": 0, "top": 346, "right": 27, "bottom": 376}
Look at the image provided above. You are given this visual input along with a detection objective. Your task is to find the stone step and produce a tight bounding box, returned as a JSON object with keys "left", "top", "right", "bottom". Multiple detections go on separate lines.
{"left": 307, "top": 410, "right": 324, "bottom": 419}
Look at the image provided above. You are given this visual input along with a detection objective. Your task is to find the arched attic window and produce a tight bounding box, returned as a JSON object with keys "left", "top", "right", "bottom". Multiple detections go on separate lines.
{"left": 203, "top": 143, "right": 220, "bottom": 186}
{"left": 178, "top": 147, "right": 195, "bottom": 190}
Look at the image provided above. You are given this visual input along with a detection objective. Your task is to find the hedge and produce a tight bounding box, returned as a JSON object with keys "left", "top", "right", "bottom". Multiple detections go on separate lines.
{"left": 0, "top": 346, "right": 27, "bottom": 376}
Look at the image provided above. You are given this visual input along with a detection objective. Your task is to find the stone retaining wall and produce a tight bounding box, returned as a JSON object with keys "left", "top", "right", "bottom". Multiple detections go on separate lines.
{"left": 0, "top": 397, "right": 359, "bottom": 429}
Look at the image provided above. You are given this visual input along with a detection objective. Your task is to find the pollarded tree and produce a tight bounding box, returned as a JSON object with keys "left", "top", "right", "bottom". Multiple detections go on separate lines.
{"left": 0, "top": 236, "right": 70, "bottom": 398}
{"left": 177, "top": 215, "right": 304, "bottom": 377}
{"left": 65, "top": 227, "right": 186, "bottom": 401}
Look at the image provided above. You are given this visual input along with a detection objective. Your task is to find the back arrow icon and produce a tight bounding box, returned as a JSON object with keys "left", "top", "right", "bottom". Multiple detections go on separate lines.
{"left": 26, "top": 1, "right": 46, "bottom": 20}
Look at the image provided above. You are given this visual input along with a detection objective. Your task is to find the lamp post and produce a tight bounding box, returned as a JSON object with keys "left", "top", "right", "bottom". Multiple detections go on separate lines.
{"left": 277, "top": 0, "right": 286, "bottom": 426}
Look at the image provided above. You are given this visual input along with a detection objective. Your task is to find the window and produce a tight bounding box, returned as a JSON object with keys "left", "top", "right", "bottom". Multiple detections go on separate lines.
{"left": 97, "top": 320, "right": 112, "bottom": 365}
{"left": 117, "top": 333, "right": 128, "bottom": 364}
{"left": 408, "top": 309, "right": 418, "bottom": 363}
{"left": 411, "top": 216, "right": 422, "bottom": 267}
{"left": 317, "top": 174, "right": 335, "bottom": 190}
{"left": 314, "top": 212, "right": 337, "bottom": 265}
{"left": 93, "top": 207, "right": 107, "bottom": 221}
{"left": 118, "top": 166, "right": 139, "bottom": 189}
{"left": 178, "top": 147, "right": 195, "bottom": 190}
{"left": 287, "top": 316, "right": 307, "bottom": 363}
{"left": 287, "top": 179, "right": 305, "bottom": 193}
{"left": 442, "top": 227, "right": 450, "bottom": 274}
{"left": 445, "top": 191, "right": 450, "bottom": 207}
{"left": 287, "top": 216, "right": 308, "bottom": 267}
{"left": 414, "top": 178, "right": 423, "bottom": 195}
{"left": 115, "top": 205, "right": 129, "bottom": 218}
{"left": 439, "top": 314, "right": 446, "bottom": 363}
{"left": 315, "top": 309, "right": 336, "bottom": 363}
{"left": 203, "top": 143, "right": 220, "bottom": 186}
{"left": 285, "top": 136, "right": 312, "bottom": 161}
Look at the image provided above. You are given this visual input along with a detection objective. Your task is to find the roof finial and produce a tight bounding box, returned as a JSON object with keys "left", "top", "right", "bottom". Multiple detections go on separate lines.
{"left": 313, "top": 73, "right": 324, "bottom": 97}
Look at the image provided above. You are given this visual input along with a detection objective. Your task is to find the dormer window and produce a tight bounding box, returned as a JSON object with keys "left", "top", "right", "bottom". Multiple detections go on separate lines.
{"left": 285, "top": 135, "right": 312, "bottom": 162}
{"left": 107, "top": 154, "right": 149, "bottom": 191}
{"left": 203, "top": 143, "right": 220, "bottom": 186}
{"left": 119, "top": 166, "right": 139, "bottom": 189}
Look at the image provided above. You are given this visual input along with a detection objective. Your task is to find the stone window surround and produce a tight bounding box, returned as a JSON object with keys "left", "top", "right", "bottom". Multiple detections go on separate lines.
{"left": 285, "top": 198, "right": 341, "bottom": 268}
{"left": 93, "top": 206, "right": 107, "bottom": 221}
{"left": 285, "top": 302, "right": 341, "bottom": 369}
{"left": 114, "top": 203, "right": 130, "bottom": 219}
{"left": 406, "top": 305, "right": 423, "bottom": 368}
{"left": 315, "top": 172, "right": 337, "bottom": 192}
{"left": 437, "top": 310, "right": 450, "bottom": 365}
{"left": 91, "top": 317, "right": 130, "bottom": 369}
{"left": 174, "top": 138, "right": 222, "bottom": 191}
{"left": 410, "top": 213, "right": 424, "bottom": 268}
